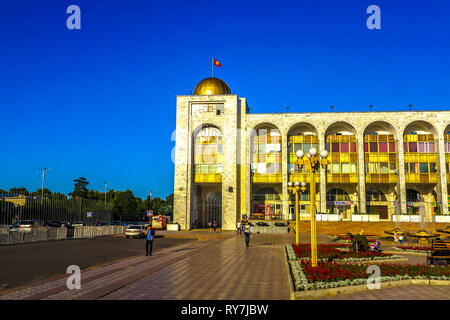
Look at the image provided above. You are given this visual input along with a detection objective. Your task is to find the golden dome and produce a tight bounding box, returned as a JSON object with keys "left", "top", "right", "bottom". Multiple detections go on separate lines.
{"left": 193, "top": 77, "right": 231, "bottom": 95}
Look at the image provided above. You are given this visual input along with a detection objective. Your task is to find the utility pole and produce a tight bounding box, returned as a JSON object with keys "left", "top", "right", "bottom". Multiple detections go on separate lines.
{"left": 38, "top": 168, "right": 50, "bottom": 199}
{"left": 104, "top": 181, "right": 110, "bottom": 205}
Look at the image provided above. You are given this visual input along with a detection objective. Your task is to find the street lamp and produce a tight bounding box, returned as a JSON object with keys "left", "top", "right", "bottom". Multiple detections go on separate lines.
{"left": 288, "top": 181, "right": 307, "bottom": 245}
{"left": 295, "top": 147, "right": 329, "bottom": 267}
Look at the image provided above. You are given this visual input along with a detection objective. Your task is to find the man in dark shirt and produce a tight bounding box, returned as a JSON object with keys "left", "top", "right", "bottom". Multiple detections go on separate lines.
{"left": 145, "top": 225, "right": 155, "bottom": 256}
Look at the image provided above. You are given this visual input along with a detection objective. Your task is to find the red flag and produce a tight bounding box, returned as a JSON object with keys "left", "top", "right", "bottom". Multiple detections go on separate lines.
{"left": 213, "top": 58, "right": 222, "bottom": 67}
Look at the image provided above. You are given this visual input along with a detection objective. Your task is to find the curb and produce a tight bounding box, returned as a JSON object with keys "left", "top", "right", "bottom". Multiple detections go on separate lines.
{"left": 292, "top": 279, "right": 450, "bottom": 300}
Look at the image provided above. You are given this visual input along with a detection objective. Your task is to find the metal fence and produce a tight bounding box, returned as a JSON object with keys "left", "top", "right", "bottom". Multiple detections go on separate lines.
{"left": 0, "top": 193, "right": 112, "bottom": 227}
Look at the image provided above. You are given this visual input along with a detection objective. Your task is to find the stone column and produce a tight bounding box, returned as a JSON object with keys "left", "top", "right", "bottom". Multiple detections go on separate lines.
{"left": 282, "top": 132, "right": 289, "bottom": 220}
{"left": 357, "top": 134, "right": 367, "bottom": 214}
{"left": 319, "top": 133, "right": 327, "bottom": 213}
{"left": 437, "top": 133, "right": 449, "bottom": 215}
{"left": 397, "top": 137, "right": 407, "bottom": 214}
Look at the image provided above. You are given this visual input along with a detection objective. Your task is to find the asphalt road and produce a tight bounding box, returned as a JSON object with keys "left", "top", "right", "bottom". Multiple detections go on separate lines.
{"left": 0, "top": 235, "right": 191, "bottom": 290}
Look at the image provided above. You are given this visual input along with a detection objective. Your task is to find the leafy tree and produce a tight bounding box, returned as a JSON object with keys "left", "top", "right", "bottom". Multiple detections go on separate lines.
{"left": 70, "top": 177, "right": 89, "bottom": 199}
{"left": 9, "top": 187, "right": 29, "bottom": 195}
{"left": 112, "top": 190, "right": 138, "bottom": 221}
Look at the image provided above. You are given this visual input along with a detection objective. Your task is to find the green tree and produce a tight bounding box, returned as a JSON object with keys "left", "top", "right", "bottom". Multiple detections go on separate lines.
{"left": 113, "top": 190, "right": 138, "bottom": 221}
{"left": 70, "top": 177, "right": 89, "bottom": 199}
{"left": 9, "top": 187, "right": 29, "bottom": 195}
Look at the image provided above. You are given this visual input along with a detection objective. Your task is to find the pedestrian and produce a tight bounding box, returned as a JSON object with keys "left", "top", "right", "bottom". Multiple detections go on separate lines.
{"left": 213, "top": 220, "right": 217, "bottom": 232}
{"left": 244, "top": 221, "right": 252, "bottom": 247}
{"left": 399, "top": 234, "right": 404, "bottom": 245}
{"left": 236, "top": 220, "right": 241, "bottom": 235}
{"left": 208, "top": 220, "right": 212, "bottom": 232}
{"left": 393, "top": 231, "right": 399, "bottom": 244}
{"left": 145, "top": 225, "right": 155, "bottom": 256}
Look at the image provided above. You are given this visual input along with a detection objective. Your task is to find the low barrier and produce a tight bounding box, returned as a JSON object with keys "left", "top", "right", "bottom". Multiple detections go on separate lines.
{"left": 0, "top": 224, "right": 128, "bottom": 245}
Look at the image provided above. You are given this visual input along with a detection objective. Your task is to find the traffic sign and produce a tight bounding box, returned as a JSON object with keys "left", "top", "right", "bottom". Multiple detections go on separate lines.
{"left": 147, "top": 210, "right": 153, "bottom": 217}
{"left": 87, "top": 212, "right": 93, "bottom": 218}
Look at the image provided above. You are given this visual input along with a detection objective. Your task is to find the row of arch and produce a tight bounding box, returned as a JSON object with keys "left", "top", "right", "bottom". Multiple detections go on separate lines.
{"left": 252, "top": 187, "right": 433, "bottom": 203}
{"left": 193, "top": 120, "right": 450, "bottom": 140}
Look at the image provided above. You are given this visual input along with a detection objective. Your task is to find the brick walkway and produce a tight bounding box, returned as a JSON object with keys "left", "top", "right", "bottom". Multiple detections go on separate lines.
{"left": 0, "top": 233, "right": 291, "bottom": 300}
{"left": 101, "top": 234, "right": 291, "bottom": 300}
{"left": 321, "top": 285, "right": 450, "bottom": 300}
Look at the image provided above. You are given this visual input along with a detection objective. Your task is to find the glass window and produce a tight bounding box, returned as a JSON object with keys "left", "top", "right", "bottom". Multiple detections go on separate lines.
{"left": 409, "top": 163, "right": 416, "bottom": 173}
{"left": 404, "top": 163, "right": 408, "bottom": 173}
{"left": 390, "top": 163, "right": 396, "bottom": 173}
{"left": 380, "top": 163, "right": 389, "bottom": 173}
{"left": 364, "top": 143, "right": 368, "bottom": 152}
{"left": 418, "top": 142, "right": 426, "bottom": 153}
{"left": 370, "top": 143, "right": 378, "bottom": 152}
{"left": 409, "top": 142, "right": 418, "bottom": 152}
{"left": 429, "top": 142, "right": 435, "bottom": 153}
{"left": 350, "top": 143, "right": 356, "bottom": 153}
{"left": 419, "top": 163, "right": 429, "bottom": 173}
{"left": 404, "top": 142, "right": 408, "bottom": 152}
{"left": 332, "top": 163, "right": 340, "bottom": 173}
{"left": 303, "top": 143, "right": 311, "bottom": 154}
{"left": 370, "top": 163, "right": 378, "bottom": 173}
{"left": 429, "top": 163, "right": 436, "bottom": 173}
{"left": 365, "top": 163, "right": 369, "bottom": 174}
{"left": 341, "top": 163, "right": 350, "bottom": 173}
{"left": 351, "top": 163, "right": 357, "bottom": 173}
{"left": 258, "top": 144, "right": 266, "bottom": 154}
{"left": 389, "top": 142, "right": 396, "bottom": 152}
{"left": 341, "top": 143, "right": 349, "bottom": 153}
{"left": 217, "top": 164, "right": 223, "bottom": 173}
{"left": 379, "top": 142, "right": 388, "bottom": 153}
{"left": 332, "top": 143, "right": 339, "bottom": 153}
{"left": 325, "top": 143, "right": 330, "bottom": 152}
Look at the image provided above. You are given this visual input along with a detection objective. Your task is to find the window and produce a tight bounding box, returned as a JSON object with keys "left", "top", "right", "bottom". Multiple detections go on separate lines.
{"left": 332, "top": 143, "right": 339, "bottom": 152}
{"left": 419, "top": 163, "right": 428, "bottom": 173}
{"left": 389, "top": 142, "right": 396, "bottom": 152}
{"left": 332, "top": 163, "right": 340, "bottom": 173}
{"left": 370, "top": 142, "right": 378, "bottom": 152}
{"left": 341, "top": 163, "right": 350, "bottom": 173}
{"left": 341, "top": 143, "right": 349, "bottom": 153}
{"left": 380, "top": 163, "right": 389, "bottom": 173}
{"left": 379, "top": 142, "right": 388, "bottom": 153}
{"left": 409, "top": 142, "right": 418, "bottom": 152}
{"left": 191, "top": 103, "right": 224, "bottom": 116}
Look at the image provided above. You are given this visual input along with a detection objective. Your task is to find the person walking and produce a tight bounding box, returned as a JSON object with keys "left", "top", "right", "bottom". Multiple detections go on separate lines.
{"left": 208, "top": 220, "right": 212, "bottom": 232}
{"left": 213, "top": 220, "right": 217, "bottom": 232}
{"left": 398, "top": 234, "right": 404, "bottom": 245}
{"left": 236, "top": 220, "right": 242, "bottom": 235}
{"left": 393, "top": 231, "right": 399, "bottom": 244}
{"left": 244, "top": 221, "right": 252, "bottom": 247}
{"left": 145, "top": 225, "right": 155, "bottom": 256}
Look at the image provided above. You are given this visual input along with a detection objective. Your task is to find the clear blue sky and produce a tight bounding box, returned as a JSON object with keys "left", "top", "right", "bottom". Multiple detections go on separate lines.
{"left": 1, "top": 0, "right": 449, "bottom": 199}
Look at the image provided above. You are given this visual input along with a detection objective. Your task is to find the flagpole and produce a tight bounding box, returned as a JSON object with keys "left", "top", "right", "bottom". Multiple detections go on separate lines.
{"left": 211, "top": 57, "right": 214, "bottom": 78}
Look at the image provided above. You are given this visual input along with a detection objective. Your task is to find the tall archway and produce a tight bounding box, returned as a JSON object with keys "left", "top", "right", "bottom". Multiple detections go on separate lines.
{"left": 192, "top": 125, "right": 223, "bottom": 228}
{"left": 250, "top": 123, "right": 283, "bottom": 220}
{"left": 251, "top": 187, "right": 282, "bottom": 220}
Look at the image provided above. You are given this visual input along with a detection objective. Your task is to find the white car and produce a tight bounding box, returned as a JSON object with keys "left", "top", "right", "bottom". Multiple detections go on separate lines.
{"left": 125, "top": 225, "right": 146, "bottom": 239}
{"left": 17, "top": 220, "right": 41, "bottom": 232}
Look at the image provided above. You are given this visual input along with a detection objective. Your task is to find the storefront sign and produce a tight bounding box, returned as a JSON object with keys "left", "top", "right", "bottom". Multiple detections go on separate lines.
{"left": 327, "top": 201, "right": 353, "bottom": 205}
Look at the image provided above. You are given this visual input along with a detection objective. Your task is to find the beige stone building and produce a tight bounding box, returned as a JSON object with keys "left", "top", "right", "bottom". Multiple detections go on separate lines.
{"left": 173, "top": 77, "right": 450, "bottom": 230}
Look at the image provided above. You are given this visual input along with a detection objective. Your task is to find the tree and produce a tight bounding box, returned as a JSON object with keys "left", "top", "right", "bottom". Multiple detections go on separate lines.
{"left": 70, "top": 177, "right": 89, "bottom": 199}
{"left": 9, "top": 187, "right": 29, "bottom": 195}
{"left": 112, "top": 190, "right": 138, "bottom": 221}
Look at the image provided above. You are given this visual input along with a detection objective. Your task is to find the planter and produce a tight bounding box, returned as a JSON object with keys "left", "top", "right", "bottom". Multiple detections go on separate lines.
{"left": 327, "top": 214, "right": 340, "bottom": 221}
{"left": 368, "top": 215, "right": 380, "bottom": 222}
{"left": 351, "top": 214, "right": 369, "bottom": 222}
{"left": 434, "top": 215, "right": 450, "bottom": 223}
{"left": 166, "top": 223, "right": 180, "bottom": 231}
{"left": 392, "top": 215, "right": 410, "bottom": 222}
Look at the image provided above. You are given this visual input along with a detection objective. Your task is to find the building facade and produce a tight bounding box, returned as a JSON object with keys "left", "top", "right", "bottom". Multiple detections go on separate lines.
{"left": 173, "top": 77, "right": 450, "bottom": 230}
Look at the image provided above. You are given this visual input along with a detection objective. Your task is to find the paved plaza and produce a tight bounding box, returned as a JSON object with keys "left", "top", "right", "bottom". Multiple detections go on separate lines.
{"left": 0, "top": 232, "right": 447, "bottom": 300}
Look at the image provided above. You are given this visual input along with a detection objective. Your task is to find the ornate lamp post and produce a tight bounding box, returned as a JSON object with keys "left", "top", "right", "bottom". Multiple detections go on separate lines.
{"left": 295, "top": 148, "right": 329, "bottom": 267}
{"left": 288, "top": 181, "right": 307, "bottom": 245}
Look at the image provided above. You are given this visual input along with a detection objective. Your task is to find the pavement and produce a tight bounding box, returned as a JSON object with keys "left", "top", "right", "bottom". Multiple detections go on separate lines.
{"left": 0, "top": 231, "right": 447, "bottom": 300}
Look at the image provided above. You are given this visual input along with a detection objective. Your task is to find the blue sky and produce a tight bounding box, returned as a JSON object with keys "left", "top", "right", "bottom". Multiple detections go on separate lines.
{"left": 1, "top": 0, "right": 449, "bottom": 199}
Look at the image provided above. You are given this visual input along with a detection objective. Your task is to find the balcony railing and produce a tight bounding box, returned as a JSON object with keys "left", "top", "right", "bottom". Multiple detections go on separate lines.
{"left": 194, "top": 173, "right": 222, "bottom": 183}
{"left": 289, "top": 173, "right": 320, "bottom": 183}
{"left": 326, "top": 173, "right": 359, "bottom": 183}
{"left": 366, "top": 174, "right": 397, "bottom": 183}
{"left": 405, "top": 173, "right": 438, "bottom": 184}
{"left": 252, "top": 173, "right": 282, "bottom": 183}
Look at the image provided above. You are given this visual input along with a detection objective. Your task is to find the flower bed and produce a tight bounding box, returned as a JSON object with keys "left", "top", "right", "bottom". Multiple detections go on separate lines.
{"left": 291, "top": 243, "right": 398, "bottom": 262}
{"left": 289, "top": 259, "right": 450, "bottom": 291}
{"left": 395, "top": 245, "right": 431, "bottom": 253}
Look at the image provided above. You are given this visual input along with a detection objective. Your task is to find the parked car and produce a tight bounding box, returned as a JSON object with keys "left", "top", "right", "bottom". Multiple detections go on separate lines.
{"left": 71, "top": 222, "right": 85, "bottom": 227}
{"left": 17, "top": 220, "right": 42, "bottom": 232}
{"left": 95, "top": 221, "right": 109, "bottom": 226}
{"left": 44, "top": 221, "right": 65, "bottom": 227}
{"left": 109, "top": 221, "right": 123, "bottom": 226}
{"left": 8, "top": 223, "right": 20, "bottom": 231}
{"left": 124, "top": 225, "right": 146, "bottom": 239}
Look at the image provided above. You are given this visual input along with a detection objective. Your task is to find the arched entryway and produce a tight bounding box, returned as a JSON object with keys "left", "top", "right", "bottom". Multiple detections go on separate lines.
{"left": 366, "top": 189, "right": 389, "bottom": 219}
{"left": 326, "top": 188, "right": 352, "bottom": 218}
{"left": 251, "top": 187, "right": 282, "bottom": 220}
